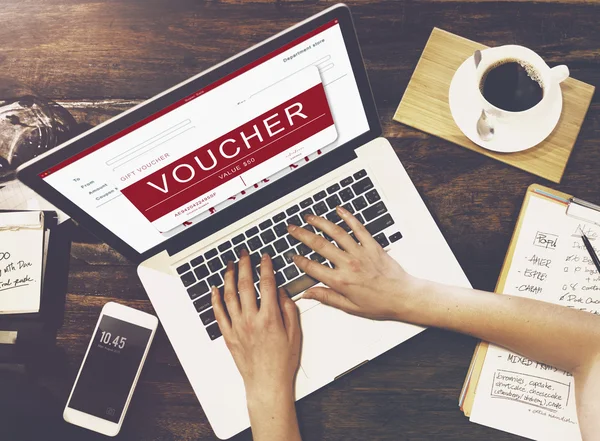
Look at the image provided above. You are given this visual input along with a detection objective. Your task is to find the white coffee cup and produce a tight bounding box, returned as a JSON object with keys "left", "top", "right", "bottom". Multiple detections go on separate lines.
{"left": 474, "top": 45, "right": 569, "bottom": 141}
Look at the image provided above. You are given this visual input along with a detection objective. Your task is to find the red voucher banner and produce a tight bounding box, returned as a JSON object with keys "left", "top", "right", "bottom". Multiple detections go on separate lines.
{"left": 120, "top": 83, "right": 334, "bottom": 223}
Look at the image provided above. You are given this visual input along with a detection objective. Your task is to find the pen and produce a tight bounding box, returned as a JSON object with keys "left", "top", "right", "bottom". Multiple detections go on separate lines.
{"left": 581, "top": 233, "right": 600, "bottom": 274}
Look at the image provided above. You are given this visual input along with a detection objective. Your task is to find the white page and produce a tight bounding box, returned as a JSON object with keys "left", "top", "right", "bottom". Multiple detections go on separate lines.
{"left": 0, "top": 180, "right": 69, "bottom": 223}
{"left": 0, "top": 211, "right": 45, "bottom": 314}
{"left": 470, "top": 194, "right": 600, "bottom": 441}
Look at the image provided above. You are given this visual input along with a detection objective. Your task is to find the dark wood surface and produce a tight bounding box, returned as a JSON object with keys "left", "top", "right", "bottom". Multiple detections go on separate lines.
{"left": 1, "top": 1, "right": 599, "bottom": 440}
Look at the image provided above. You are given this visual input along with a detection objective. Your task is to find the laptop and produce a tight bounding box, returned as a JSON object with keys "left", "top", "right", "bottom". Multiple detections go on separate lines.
{"left": 17, "top": 4, "right": 471, "bottom": 439}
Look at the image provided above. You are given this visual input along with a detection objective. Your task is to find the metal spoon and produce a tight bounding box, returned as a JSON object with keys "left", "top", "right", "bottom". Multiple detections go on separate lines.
{"left": 473, "top": 50, "right": 495, "bottom": 141}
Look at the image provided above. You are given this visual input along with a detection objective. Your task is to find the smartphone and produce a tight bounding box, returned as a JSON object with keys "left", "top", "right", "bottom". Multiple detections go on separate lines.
{"left": 63, "top": 302, "right": 158, "bottom": 436}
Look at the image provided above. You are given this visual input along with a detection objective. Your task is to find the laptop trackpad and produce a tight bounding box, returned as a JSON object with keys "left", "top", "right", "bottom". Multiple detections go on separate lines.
{"left": 299, "top": 303, "right": 381, "bottom": 381}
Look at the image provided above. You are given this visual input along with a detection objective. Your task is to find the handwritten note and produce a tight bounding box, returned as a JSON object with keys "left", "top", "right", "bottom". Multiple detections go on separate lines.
{"left": 470, "top": 194, "right": 600, "bottom": 441}
{"left": 0, "top": 211, "right": 45, "bottom": 314}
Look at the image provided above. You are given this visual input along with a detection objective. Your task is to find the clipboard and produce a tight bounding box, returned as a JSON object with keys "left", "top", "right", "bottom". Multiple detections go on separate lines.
{"left": 459, "top": 183, "right": 600, "bottom": 416}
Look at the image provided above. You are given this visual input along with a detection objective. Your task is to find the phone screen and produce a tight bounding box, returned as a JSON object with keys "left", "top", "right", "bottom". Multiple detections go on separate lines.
{"left": 68, "top": 315, "right": 152, "bottom": 423}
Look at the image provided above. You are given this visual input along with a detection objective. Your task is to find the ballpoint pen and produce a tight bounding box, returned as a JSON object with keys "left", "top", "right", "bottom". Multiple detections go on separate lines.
{"left": 581, "top": 233, "right": 600, "bottom": 274}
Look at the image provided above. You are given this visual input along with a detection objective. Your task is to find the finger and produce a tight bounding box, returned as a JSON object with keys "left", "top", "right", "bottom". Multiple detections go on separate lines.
{"left": 336, "top": 205, "right": 379, "bottom": 250}
{"left": 211, "top": 286, "right": 232, "bottom": 337}
{"left": 223, "top": 260, "right": 241, "bottom": 319}
{"left": 237, "top": 249, "right": 257, "bottom": 314}
{"left": 287, "top": 223, "right": 348, "bottom": 264}
{"left": 292, "top": 255, "right": 336, "bottom": 286}
{"left": 278, "top": 288, "right": 300, "bottom": 337}
{"left": 305, "top": 212, "right": 361, "bottom": 253}
{"left": 303, "top": 287, "right": 361, "bottom": 315}
{"left": 258, "top": 253, "right": 278, "bottom": 314}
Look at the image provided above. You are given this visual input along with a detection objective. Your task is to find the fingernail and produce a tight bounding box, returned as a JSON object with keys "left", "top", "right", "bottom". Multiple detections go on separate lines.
{"left": 292, "top": 254, "right": 300, "bottom": 261}
{"left": 211, "top": 286, "right": 218, "bottom": 295}
{"left": 240, "top": 248, "right": 248, "bottom": 256}
{"left": 262, "top": 253, "right": 269, "bottom": 261}
{"left": 227, "top": 261, "right": 234, "bottom": 269}
{"left": 288, "top": 224, "right": 297, "bottom": 232}
{"left": 336, "top": 205, "right": 348, "bottom": 216}
{"left": 305, "top": 214, "right": 315, "bottom": 222}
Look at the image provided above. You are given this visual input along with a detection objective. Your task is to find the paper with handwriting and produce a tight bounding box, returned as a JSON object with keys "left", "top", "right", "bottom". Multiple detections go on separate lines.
{"left": 0, "top": 211, "right": 45, "bottom": 314}
{"left": 470, "top": 194, "right": 599, "bottom": 441}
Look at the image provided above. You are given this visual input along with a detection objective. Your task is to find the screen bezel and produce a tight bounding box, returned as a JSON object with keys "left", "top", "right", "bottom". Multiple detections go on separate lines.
{"left": 17, "top": 5, "right": 381, "bottom": 263}
{"left": 63, "top": 302, "right": 158, "bottom": 436}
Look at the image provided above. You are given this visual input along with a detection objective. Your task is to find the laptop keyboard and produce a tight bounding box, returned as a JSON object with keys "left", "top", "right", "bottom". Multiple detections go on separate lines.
{"left": 175, "top": 169, "right": 402, "bottom": 341}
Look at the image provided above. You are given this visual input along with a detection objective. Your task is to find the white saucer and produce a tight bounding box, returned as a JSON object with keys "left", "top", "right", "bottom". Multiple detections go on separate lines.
{"left": 448, "top": 55, "right": 563, "bottom": 153}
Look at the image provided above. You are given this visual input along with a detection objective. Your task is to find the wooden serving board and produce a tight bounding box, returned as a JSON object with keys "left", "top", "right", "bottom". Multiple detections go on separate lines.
{"left": 393, "top": 28, "right": 595, "bottom": 183}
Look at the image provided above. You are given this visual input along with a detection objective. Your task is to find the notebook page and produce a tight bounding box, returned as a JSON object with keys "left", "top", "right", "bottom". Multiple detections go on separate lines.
{"left": 470, "top": 194, "right": 600, "bottom": 441}
{"left": 0, "top": 211, "right": 45, "bottom": 314}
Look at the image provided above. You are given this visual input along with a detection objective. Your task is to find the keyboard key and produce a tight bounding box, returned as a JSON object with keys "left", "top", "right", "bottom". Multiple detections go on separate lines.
{"left": 260, "top": 229, "right": 276, "bottom": 244}
{"left": 194, "top": 293, "right": 212, "bottom": 313}
{"left": 232, "top": 234, "right": 245, "bottom": 245}
{"left": 218, "top": 241, "right": 231, "bottom": 252}
{"left": 313, "top": 190, "right": 327, "bottom": 201}
{"left": 274, "top": 222, "right": 288, "bottom": 237}
{"left": 363, "top": 201, "right": 387, "bottom": 222}
{"left": 247, "top": 236, "right": 263, "bottom": 251}
{"left": 353, "top": 169, "right": 367, "bottom": 180}
{"left": 352, "top": 196, "right": 367, "bottom": 211}
{"left": 340, "top": 176, "right": 354, "bottom": 187}
{"left": 374, "top": 232, "right": 390, "bottom": 248}
{"left": 389, "top": 232, "right": 403, "bottom": 243}
{"left": 355, "top": 212, "right": 365, "bottom": 225}
{"left": 200, "top": 308, "right": 216, "bottom": 326}
{"left": 365, "top": 189, "right": 381, "bottom": 204}
{"left": 250, "top": 253, "right": 261, "bottom": 267}
{"left": 300, "top": 197, "right": 313, "bottom": 208}
{"left": 338, "top": 221, "right": 351, "bottom": 233}
{"left": 273, "top": 212, "right": 286, "bottom": 223}
{"left": 275, "top": 272, "right": 286, "bottom": 287}
{"left": 309, "top": 253, "right": 326, "bottom": 263}
{"left": 300, "top": 208, "right": 314, "bottom": 220}
{"left": 245, "top": 226, "right": 259, "bottom": 238}
{"left": 274, "top": 238, "right": 288, "bottom": 253}
{"left": 287, "top": 215, "right": 302, "bottom": 226}
{"left": 352, "top": 177, "right": 373, "bottom": 195}
{"left": 188, "top": 280, "right": 210, "bottom": 300}
{"left": 296, "top": 244, "right": 311, "bottom": 256}
{"left": 259, "top": 219, "right": 273, "bottom": 230}
{"left": 272, "top": 256, "right": 285, "bottom": 271}
{"left": 283, "top": 249, "right": 296, "bottom": 264}
{"left": 341, "top": 203, "right": 354, "bottom": 214}
{"left": 325, "top": 194, "right": 342, "bottom": 210}
{"left": 283, "top": 265, "right": 299, "bottom": 280}
{"left": 176, "top": 263, "right": 190, "bottom": 274}
{"left": 208, "top": 257, "right": 222, "bottom": 273}
{"left": 260, "top": 245, "right": 276, "bottom": 258}
{"left": 286, "top": 205, "right": 300, "bottom": 215}
{"left": 314, "top": 201, "right": 328, "bottom": 216}
{"left": 206, "top": 322, "right": 222, "bottom": 340}
{"left": 304, "top": 224, "right": 316, "bottom": 234}
{"left": 191, "top": 255, "right": 204, "bottom": 267}
{"left": 208, "top": 273, "right": 223, "bottom": 287}
{"left": 180, "top": 271, "right": 196, "bottom": 287}
{"left": 194, "top": 264, "right": 209, "bottom": 280}
{"left": 326, "top": 183, "right": 340, "bottom": 194}
{"left": 234, "top": 243, "right": 248, "bottom": 257}
{"left": 287, "top": 234, "right": 299, "bottom": 246}
{"left": 204, "top": 248, "right": 218, "bottom": 260}
{"left": 339, "top": 188, "right": 354, "bottom": 202}
{"left": 221, "top": 250, "right": 236, "bottom": 266}
{"left": 365, "top": 214, "right": 395, "bottom": 236}
{"left": 326, "top": 211, "right": 342, "bottom": 223}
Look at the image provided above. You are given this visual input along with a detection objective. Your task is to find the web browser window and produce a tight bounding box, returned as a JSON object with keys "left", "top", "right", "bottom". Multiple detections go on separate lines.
{"left": 41, "top": 19, "right": 369, "bottom": 253}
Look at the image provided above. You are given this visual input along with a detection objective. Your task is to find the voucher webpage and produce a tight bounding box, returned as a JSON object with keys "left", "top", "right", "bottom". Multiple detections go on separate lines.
{"left": 41, "top": 19, "right": 369, "bottom": 253}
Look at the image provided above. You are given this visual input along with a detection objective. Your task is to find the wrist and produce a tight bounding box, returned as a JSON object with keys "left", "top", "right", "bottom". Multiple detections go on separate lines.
{"left": 392, "top": 275, "right": 434, "bottom": 323}
{"left": 245, "top": 382, "right": 294, "bottom": 411}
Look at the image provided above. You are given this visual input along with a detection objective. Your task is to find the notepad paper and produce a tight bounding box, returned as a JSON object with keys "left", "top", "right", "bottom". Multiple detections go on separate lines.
{"left": 0, "top": 211, "right": 45, "bottom": 314}
{"left": 469, "top": 194, "right": 600, "bottom": 441}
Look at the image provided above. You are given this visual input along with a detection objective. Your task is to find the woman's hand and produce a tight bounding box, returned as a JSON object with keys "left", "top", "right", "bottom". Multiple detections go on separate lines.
{"left": 288, "top": 205, "right": 423, "bottom": 321}
{"left": 211, "top": 251, "right": 303, "bottom": 441}
{"left": 211, "top": 250, "right": 301, "bottom": 401}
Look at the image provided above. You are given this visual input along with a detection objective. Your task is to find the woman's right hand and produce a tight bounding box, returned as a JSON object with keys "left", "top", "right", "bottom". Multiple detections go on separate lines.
{"left": 287, "top": 205, "right": 425, "bottom": 321}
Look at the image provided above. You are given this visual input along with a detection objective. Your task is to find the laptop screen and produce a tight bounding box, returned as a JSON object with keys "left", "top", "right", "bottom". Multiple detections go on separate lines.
{"left": 39, "top": 19, "right": 369, "bottom": 253}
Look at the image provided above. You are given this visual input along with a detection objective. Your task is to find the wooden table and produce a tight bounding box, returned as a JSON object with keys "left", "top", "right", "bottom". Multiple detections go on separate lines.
{"left": 1, "top": 1, "right": 598, "bottom": 440}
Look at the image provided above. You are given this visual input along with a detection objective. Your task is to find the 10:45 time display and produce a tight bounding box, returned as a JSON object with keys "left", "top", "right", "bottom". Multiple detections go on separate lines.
{"left": 100, "top": 331, "right": 127, "bottom": 349}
